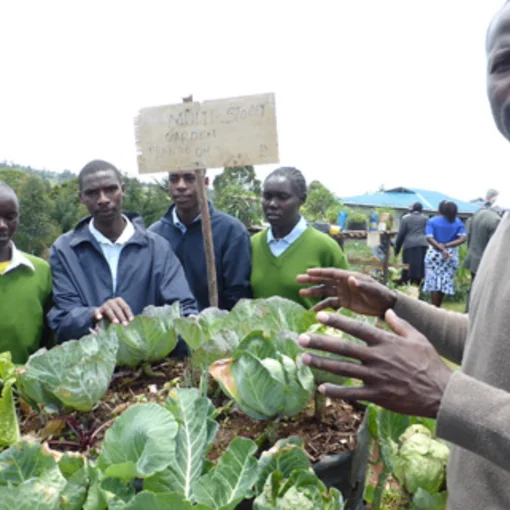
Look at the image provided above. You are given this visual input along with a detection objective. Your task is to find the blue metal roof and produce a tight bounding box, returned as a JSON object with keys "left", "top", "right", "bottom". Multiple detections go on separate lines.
{"left": 340, "top": 187, "right": 480, "bottom": 215}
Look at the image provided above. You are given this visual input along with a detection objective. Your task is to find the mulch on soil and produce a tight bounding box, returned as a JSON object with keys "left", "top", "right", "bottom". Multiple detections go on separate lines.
{"left": 18, "top": 359, "right": 363, "bottom": 463}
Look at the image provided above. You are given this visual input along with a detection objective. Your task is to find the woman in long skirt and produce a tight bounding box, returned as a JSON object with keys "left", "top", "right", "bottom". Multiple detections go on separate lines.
{"left": 423, "top": 201, "right": 467, "bottom": 307}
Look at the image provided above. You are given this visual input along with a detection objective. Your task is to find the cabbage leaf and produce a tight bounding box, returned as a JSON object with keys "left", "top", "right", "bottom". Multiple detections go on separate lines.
{"left": 18, "top": 333, "right": 118, "bottom": 413}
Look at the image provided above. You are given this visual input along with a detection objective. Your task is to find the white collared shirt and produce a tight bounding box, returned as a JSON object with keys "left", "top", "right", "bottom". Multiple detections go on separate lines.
{"left": 89, "top": 216, "right": 135, "bottom": 292}
{"left": 172, "top": 207, "right": 201, "bottom": 234}
{"left": 267, "top": 216, "right": 308, "bottom": 257}
{"left": 0, "top": 243, "right": 35, "bottom": 276}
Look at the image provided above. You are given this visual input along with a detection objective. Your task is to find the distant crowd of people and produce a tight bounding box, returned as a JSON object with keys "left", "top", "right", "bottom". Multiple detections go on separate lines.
{"left": 0, "top": 162, "right": 348, "bottom": 364}
{"left": 394, "top": 189, "right": 503, "bottom": 308}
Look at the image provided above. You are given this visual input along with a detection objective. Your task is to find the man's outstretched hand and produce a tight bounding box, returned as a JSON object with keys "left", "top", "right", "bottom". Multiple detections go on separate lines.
{"left": 299, "top": 309, "right": 453, "bottom": 418}
{"left": 297, "top": 268, "right": 397, "bottom": 316}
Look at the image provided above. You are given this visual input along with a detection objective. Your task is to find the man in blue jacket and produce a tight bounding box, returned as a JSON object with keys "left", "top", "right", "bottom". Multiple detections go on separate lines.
{"left": 149, "top": 171, "right": 252, "bottom": 310}
{"left": 48, "top": 160, "right": 198, "bottom": 345}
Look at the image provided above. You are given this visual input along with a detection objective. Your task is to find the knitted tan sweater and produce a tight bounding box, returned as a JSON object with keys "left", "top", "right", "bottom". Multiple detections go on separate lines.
{"left": 394, "top": 213, "right": 509, "bottom": 509}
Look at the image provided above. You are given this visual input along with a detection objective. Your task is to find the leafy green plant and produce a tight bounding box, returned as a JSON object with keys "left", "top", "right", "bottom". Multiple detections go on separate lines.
{"left": 0, "top": 440, "right": 89, "bottom": 510}
{"left": 254, "top": 436, "right": 344, "bottom": 509}
{"left": 364, "top": 405, "right": 448, "bottom": 510}
{"left": 393, "top": 425, "right": 449, "bottom": 496}
{"left": 17, "top": 332, "right": 118, "bottom": 413}
{"left": 107, "top": 302, "right": 181, "bottom": 368}
{"left": 254, "top": 469, "right": 344, "bottom": 509}
{"left": 0, "top": 352, "right": 20, "bottom": 447}
{"left": 223, "top": 297, "right": 317, "bottom": 338}
{"left": 209, "top": 332, "right": 315, "bottom": 420}
{"left": 98, "top": 403, "right": 179, "bottom": 480}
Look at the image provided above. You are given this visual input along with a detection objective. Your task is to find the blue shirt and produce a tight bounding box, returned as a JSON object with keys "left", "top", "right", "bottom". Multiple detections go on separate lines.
{"left": 425, "top": 216, "right": 467, "bottom": 244}
{"left": 172, "top": 207, "right": 200, "bottom": 234}
{"left": 267, "top": 216, "right": 308, "bottom": 257}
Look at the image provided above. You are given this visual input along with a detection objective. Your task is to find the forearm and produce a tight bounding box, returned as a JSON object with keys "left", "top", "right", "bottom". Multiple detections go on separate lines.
{"left": 427, "top": 237, "right": 442, "bottom": 250}
{"left": 437, "top": 371, "right": 510, "bottom": 473}
{"left": 393, "top": 293, "right": 468, "bottom": 364}
{"left": 444, "top": 237, "right": 466, "bottom": 249}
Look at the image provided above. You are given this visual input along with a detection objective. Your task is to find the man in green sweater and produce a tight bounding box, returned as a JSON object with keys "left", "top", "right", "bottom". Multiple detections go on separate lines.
{"left": 296, "top": 5, "right": 510, "bottom": 506}
{"left": 251, "top": 167, "right": 348, "bottom": 308}
{"left": 0, "top": 182, "right": 52, "bottom": 364}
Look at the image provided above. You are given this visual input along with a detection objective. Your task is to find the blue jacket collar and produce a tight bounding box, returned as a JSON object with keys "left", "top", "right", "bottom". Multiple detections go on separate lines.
{"left": 69, "top": 212, "right": 148, "bottom": 248}
{"left": 162, "top": 201, "right": 216, "bottom": 228}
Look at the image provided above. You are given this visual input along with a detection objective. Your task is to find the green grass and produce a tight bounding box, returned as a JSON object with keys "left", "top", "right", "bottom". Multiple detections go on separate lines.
{"left": 442, "top": 302, "right": 466, "bottom": 313}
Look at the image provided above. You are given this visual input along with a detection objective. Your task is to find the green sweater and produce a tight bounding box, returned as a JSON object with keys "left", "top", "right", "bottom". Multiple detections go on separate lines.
{"left": 251, "top": 226, "right": 348, "bottom": 309}
{"left": 0, "top": 252, "right": 52, "bottom": 364}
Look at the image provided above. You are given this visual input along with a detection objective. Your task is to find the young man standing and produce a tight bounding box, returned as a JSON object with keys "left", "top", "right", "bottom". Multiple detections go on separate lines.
{"left": 0, "top": 182, "right": 52, "bottom": 364}
{"left": 48, "top": 160, "right": 198, "bottom": 344}
{"left": 150, "top": 171, "right": 252, "bottom": 311}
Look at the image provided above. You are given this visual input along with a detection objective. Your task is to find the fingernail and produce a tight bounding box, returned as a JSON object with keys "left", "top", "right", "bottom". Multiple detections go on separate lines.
{"left": 299, "top": 334, "right": 311, "bottom": 347}
{"left": 301, "top": 353, "right": 311, "bottom": 365}
{"left": 112, "top": 319, "right": 119, "bottom": 324}
{"left": 317, "top": 311, "right": 330, "bottom": 322}
{"left": 122, "top": 321, "right": 128, "bottom": 326}
{"left": 318, "top": 385, "right": 326, "bottom": 394}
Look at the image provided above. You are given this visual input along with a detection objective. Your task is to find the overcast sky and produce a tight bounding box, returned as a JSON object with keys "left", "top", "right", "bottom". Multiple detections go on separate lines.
{"left": 1, "top": 1, "right": 509, "bottom": 205}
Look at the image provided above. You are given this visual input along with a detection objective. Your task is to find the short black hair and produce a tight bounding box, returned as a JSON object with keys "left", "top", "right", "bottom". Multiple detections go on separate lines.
{"left": 78, "top": 160, "right": 122, "bottom": 190}
{"left": 0, "top": 181, "right": 18, "bottom": 203}
{"left": 411, "top": 202, "right": 423, "bottom": 212}
{"left": 442, "top": 201, "right": 458, "bottom": 223}
{"left": 265, "top": 167, "right": 307, "bottom": 201}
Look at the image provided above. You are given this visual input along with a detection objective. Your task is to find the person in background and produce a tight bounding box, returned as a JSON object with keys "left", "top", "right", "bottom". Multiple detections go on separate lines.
{"left": 463, "top": 189, "right": 502, "bottom": 311}
{"left": 394, "top": 202, "right": 429, "bottom": 286}
{"left": 149, "top": 170, "right": 251, "bottom": 311}
{"left": 250, "top": 167, "right": 348, "bottom": 308}
{"left": 422, "top": 201, "right": 466, "bottom": 307}
{"left": 48, "top": 160, "right": 198, "bottom": 346}
{"left": 0, "top": 182, "right": 52, "bottom": 364}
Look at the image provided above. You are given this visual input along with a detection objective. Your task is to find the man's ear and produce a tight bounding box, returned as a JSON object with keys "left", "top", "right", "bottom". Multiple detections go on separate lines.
{"left": 121, "top": 183, "right": 126, "bottom": 194}
{"left": 205, "top": 176, "right": 210, "bottom": 187}
{"left": 301, "top": 194, "right": 308, "bottom": 206}
{"left": 78, "top": 191, "right": 84, "bottom": 204}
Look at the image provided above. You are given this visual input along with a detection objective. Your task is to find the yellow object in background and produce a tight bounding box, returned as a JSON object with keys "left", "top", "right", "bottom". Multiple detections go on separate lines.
{"left": 0, "top": 261, "right": 10, "bottom": 275}
{"left": 329, "top": 225, "right": 341, "bottom": 235}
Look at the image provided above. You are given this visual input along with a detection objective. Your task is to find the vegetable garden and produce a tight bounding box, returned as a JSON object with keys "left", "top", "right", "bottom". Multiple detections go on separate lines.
{"left": 0, "top": 297, "right": 449, "bottom": 509}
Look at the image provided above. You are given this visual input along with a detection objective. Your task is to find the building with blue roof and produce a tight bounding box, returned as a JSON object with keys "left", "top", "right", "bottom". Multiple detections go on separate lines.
{"left": 340, "top": 187, "right": 480, "bottom": 218}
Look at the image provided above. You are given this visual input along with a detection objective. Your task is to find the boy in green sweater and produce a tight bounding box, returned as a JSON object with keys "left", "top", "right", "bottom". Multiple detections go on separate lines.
{"left": 0, "top": 182, "right": 52, "bottom": 364}
{"left": 251, "top": 167, "right": 348, "bottom": 309}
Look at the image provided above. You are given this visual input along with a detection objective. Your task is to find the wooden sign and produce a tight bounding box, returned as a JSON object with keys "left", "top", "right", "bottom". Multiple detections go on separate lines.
{"left": 134, "top": 93, "right": 279, "bottom": 174}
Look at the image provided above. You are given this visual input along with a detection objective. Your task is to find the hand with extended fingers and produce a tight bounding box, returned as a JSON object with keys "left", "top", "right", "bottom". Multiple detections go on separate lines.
{"left": 297, "top": 268, "right": 398, "bottom": 316}
{"left": 298, "top": 308, "right": 453, "bottom": 418}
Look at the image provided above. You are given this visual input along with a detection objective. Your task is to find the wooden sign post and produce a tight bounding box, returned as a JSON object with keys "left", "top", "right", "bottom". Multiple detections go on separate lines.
{"left": 182, "top": 95, "right": 218, "bottom": 308}
{"left": 134, "top": 93, "right": 280, "bottom": 309}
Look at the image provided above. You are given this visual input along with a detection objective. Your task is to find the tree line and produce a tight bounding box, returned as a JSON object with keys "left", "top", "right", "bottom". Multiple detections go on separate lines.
{"left": 0, "top": 162, "right": 342, "bottom": 259}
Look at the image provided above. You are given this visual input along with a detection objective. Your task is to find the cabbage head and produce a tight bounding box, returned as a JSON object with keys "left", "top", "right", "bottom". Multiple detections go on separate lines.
{"left": 209, "top": 331, "right": 315, "bottom": 420}
{"left": 393, "top": 424, "right": 450, "bottom": 495}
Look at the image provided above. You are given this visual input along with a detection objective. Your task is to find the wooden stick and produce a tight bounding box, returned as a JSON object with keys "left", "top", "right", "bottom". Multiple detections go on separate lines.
{"left": 382, "top": 232, "right": 391, "bottom": 285}
{"left": 183, "top": 95, "right": 218, "bottom": 307}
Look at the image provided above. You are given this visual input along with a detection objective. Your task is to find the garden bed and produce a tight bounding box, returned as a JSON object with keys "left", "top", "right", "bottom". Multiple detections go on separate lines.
{"left": 19, "top": 358, "right": 363, "bottom": 463}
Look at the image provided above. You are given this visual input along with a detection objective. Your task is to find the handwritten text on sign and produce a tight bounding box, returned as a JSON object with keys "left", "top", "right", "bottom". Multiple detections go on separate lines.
{"left": 135, "top": 93, "right": 279, "bottom": 174}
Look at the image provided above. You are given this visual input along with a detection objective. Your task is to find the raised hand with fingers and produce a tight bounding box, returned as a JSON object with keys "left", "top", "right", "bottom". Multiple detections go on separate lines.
{"left": 299, "top": 309, "right": 453, "bottom": 418}
{"left": 297, "top": 268, "right": 397, "bottom": 316}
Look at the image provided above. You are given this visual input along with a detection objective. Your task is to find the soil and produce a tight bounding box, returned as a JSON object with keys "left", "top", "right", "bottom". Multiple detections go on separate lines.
{"left": 18, "top": 358, "right": 364, "bottom": 463}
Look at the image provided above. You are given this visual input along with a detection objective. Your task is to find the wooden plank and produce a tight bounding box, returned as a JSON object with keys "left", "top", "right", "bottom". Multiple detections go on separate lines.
{"left": 135, "top": 93, "right": 279, "bottom": 174}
